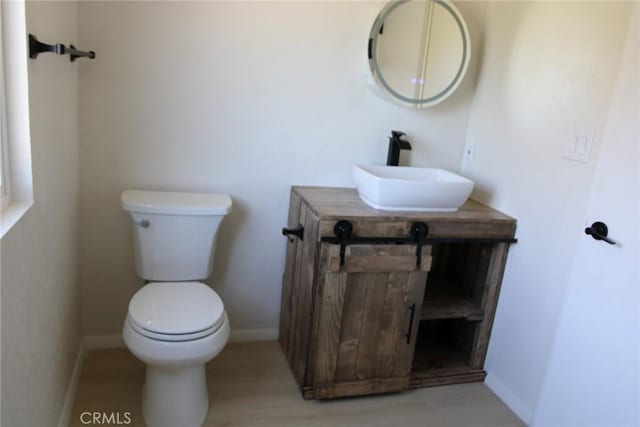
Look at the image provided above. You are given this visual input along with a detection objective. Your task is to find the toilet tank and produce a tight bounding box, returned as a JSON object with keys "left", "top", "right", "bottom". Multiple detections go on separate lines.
{"left": 121, "top": 190, "right": 232, "bottom": 281}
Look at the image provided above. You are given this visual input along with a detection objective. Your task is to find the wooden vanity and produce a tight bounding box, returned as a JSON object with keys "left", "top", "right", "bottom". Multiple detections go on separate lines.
{"left": 279, "top": 186, "right": 517, "bottom": 399}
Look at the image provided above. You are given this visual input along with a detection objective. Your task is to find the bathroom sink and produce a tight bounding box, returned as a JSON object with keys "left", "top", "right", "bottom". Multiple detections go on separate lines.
{"left": 353, "top": 164, "right": 474, "bottom": 212}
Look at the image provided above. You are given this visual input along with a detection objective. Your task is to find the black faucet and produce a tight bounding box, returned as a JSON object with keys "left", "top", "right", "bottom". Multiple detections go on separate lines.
{"left": 386, "top": 130, "right": 412, "bottom": 166}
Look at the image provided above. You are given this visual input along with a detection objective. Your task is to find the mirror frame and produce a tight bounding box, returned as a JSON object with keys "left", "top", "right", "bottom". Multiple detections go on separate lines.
{"left": 367, "top": 0, "right": 471, "bottom": 108}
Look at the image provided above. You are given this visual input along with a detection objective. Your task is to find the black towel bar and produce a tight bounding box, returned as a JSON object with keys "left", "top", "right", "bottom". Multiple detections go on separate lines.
{"left": 29, "top": 34, "right": 95, "bottom": 62}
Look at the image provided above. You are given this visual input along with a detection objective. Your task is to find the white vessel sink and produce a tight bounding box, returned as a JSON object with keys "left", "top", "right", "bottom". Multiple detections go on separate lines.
{"left": 353, "top": 164, "right": 474, "bottom": 212}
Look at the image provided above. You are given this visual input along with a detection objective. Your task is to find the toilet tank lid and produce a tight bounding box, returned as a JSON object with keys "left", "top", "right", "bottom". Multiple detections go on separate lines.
{"left": 121, "top": 190, "right": 231, "bottom": 215}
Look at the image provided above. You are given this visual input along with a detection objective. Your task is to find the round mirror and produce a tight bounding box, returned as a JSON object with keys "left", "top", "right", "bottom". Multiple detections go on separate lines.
{"left": 367, "top": 0, "right": 470, "bottom": 108}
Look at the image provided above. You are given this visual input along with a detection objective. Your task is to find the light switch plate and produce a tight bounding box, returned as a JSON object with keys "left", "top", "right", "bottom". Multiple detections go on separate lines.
{"left": 564, "top": 130, "right": 595, "bottom": 163}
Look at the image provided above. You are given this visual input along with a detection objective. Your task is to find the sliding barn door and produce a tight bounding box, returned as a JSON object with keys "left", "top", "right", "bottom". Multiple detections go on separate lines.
{"left": 311, "top": 244, "right": 431, "bottom": 399}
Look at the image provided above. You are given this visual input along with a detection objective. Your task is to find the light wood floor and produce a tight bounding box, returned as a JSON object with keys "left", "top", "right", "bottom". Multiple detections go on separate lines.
{"left": 70, "top": 342, "right": 525, "bottom": 427}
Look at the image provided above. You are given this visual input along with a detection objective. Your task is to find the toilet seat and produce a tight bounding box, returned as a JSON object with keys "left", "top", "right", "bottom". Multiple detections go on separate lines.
{"left": 128, "top": 281, "right": 225, "bottom": 341}
{"left": 127, "top": 315, "right": 221, "bottom": 342}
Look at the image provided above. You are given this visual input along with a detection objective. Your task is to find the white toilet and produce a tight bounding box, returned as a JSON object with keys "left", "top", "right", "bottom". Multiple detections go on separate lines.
{"left": 121, "top": 189, "right": 232, "bottom": 427}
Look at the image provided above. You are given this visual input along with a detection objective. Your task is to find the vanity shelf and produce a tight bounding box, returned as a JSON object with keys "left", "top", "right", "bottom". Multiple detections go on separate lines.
{"left": 278, "top": 187, "right": 516, "bottom": 399}
{"left": 420, "top": 289, "right": 484, "bottom": 321}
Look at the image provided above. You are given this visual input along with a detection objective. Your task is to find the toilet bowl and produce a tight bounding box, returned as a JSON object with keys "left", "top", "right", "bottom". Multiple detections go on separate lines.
{"left": 123, "top": 281, "right": 229, "bottom": 427}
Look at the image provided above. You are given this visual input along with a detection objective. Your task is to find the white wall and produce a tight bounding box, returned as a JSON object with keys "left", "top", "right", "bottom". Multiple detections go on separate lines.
{"left": 461, "top": 1, "right": 633, "bottom": 422}
{"left": 0, "top": 2, "right": 81, "bottom": 426}
{"left": 76, "top": 1, "right": 484, "bottom": 335}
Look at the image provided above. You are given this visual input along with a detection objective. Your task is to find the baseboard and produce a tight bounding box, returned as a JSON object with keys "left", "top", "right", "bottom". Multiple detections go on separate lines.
{"left": 83, "top": 329, "right": 278, "bottom": 351}
{"left": 57, "top": 339, "right": 88, "bottom": 427}
{"left": 485, "top": 372, "right": 534, "bottom": 425}
{"left": 229, "top": 328, "right": 279, "bottom": 343}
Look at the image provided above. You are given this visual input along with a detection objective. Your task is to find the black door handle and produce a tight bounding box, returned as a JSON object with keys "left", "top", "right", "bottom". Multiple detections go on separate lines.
{"left": 282, "top": 224, "right": 304, "bottom": 242}
{"left": 585, "top": 221, "right": 616, "bottom": 245}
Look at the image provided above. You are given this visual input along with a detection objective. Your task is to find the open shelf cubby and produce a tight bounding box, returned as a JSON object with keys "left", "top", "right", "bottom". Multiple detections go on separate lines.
{"left": 410, "top": 241, "right": 500, "bottom": 387}
{"left": 421, "top": 242, "right": 493, "bottom": 321}
{"left": 410, "top": 318, "right": 486, "bottom": 387}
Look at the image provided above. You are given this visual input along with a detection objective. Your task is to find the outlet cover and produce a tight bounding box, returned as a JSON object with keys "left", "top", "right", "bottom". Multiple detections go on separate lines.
{"left": 464, "top": 144, "right": 476, "bottom": 162}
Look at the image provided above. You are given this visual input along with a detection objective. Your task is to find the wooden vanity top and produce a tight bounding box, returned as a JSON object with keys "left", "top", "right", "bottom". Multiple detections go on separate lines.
{"left": 291, "top": 186, "right": 517, "bottom": 240}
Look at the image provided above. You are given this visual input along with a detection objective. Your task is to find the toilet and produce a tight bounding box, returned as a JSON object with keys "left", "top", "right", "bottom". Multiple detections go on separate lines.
{"left": 120, "top": 190, "right": 232, "bottom": 427}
